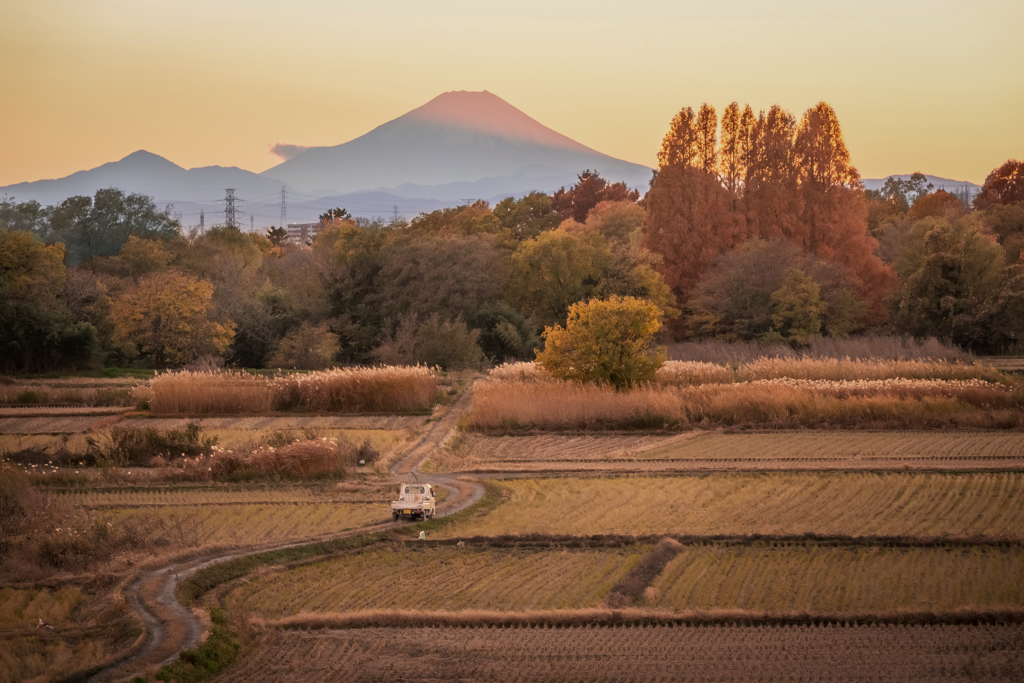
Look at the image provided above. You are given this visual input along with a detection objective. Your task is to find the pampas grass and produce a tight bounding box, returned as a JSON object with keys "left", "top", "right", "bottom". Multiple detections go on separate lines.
{"left": 149, "top": 366, "right": 438, "bottom": 415}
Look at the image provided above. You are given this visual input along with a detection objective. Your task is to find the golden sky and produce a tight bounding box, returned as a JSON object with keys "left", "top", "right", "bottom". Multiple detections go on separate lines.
{"left": 2, "top": 0, "right": 1022, "bottom": 187}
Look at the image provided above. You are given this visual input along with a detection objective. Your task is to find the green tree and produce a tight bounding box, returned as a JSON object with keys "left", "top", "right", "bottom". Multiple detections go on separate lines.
{"left": 536, "top": 296, "right": 665, "bottom": 390}
{"left": 769, "top": 269, "right": 824, "bottom": 345}
{"left": 492, "top": 192, "right": 562, "bottom": 241}
{"left": 686, "top": 239, "right": 865, "bottom": 341}
{"left": 319, "top": 207, "right": 352, "bottom": 223}
{"left": 510, "top": 229, "right": 613, "bottom": 328}
{"left": 266, "top": 226, "right": 289, "bottom": 247}
{"left": 0, "top": 229, "right": 97, "bottom": 372}
{"left": 43, "top": 189, "right": 179, "bottom": 265}
{"left": 890, "top": 215, "right": 1006, "bottom": 349}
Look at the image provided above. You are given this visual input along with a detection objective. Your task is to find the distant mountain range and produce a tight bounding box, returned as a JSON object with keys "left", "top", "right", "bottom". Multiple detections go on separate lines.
{"left": 860, "top": 174, "right": 981, "bottom": 194}
{"left": 0, "top": 92, "right": 983, "bottom": 227}
{"left": 0, "top": 91, "right": 653, "bottom": 226}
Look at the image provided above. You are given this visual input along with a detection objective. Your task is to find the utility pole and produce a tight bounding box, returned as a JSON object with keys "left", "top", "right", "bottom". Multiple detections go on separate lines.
{"left": 280, "top": 186, "right": 287, "bottom": 231}
{"left": 393, "top": 205, "right": 399, "bottom": 222}
{"left": 224, "top": 189, "right": 237, "bottom": 229}
{"left": 250, "top": 215, "right": 254, "bottom": 232}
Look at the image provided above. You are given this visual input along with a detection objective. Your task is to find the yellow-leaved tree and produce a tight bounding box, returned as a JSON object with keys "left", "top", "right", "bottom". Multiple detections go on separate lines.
{"left": 535, "top": 295, "right": 665, "bottom": 390}
{"left": 111, "top": 270, "right": 235, "bottom": 366}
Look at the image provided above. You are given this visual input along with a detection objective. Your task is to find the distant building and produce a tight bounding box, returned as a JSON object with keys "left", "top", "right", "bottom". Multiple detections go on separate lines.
{"left": 285, "top": 222, "right": 321, "bottom": 245}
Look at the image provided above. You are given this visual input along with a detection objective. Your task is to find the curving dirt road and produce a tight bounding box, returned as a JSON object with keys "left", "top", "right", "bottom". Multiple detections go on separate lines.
{"left": 89, "top": 381, "right": 484, "bottom": 682}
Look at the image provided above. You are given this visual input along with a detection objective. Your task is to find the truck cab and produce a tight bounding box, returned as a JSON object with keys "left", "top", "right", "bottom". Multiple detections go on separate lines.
{"left": 391, "top": 483, "right": 436, "bottom": 521}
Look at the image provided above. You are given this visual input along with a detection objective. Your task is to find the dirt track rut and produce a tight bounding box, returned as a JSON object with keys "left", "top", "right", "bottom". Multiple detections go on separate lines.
{"left": 89, "top": 382, "right": 483, "bottom": 682}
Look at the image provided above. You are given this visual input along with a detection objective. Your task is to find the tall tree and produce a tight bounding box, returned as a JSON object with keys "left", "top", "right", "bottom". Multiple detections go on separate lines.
{"left": 744, "top": 105, "right": 801, "bottom": 241}
{"left": 695, "top": 103, "right": 718, "bottom": 175}
{"left": 657, "top": 107, "right": 697, "bottom": 169}
{"left": 719, "top": 102, "right": 742, "bottom": 196}
{"left": 641, "top": 165, "right": 746, "bottom": 304}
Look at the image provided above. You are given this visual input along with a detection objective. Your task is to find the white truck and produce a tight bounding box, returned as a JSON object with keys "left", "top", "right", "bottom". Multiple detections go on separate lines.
{"left": 391, "top": 483, "right": 436, "bottom": 521}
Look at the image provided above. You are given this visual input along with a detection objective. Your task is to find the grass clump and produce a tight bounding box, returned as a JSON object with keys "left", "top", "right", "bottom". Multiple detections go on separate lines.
{"left": 155, "top": 608, "right": 238, "bottom": 683}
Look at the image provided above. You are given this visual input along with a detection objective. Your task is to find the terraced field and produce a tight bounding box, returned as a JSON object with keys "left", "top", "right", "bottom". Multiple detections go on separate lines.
{"left": 435, "top": 472, "right": 1024, "bottom": 539}
{"left": 93, "top": 502, "right": 386, "bottom": 548}
{"left": 227, "top": 546, "right": 647, "bottom": 616}
{"left": 211, "top": 624, "right": 1024, "bottom": 682}
{"left": 649, "top": 544, "right": 1024, "bottom": 612}
{"left": 454, "top": 431, "right": 1024, "bottom": 473}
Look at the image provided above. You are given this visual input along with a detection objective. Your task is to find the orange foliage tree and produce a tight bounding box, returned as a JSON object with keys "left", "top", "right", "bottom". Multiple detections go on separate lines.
{"left": 551, "top": 171, "right": 640, "bottom": 223}
{"left": 642, "top": 99, "right": 895, "bottom": 334}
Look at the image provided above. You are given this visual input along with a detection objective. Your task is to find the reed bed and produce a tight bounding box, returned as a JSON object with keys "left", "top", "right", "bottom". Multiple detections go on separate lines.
{"left": 149, "top": 366, "right": 437, "bottom": 415}
{"left": 227, "top": 546, "right": 647, "bottom": 617}
{"left": 0, "top": 384, "right": 137, "bottom": 407}
{"left": 272, "top": 365, "right": 436, "bottom": 413}
{"left": 215, "top": 623, "right": 1024, "bottom": 683}
{"left": 432, "top": 473, "right": 1024, "bottom": 540}
{"left": 667, "top": 335, "right": 973, "bottom": 364}
{"left": 649, "top": 545, "right": 1024, "bottom": 613}
{"left": 468, "top": 379, "right": 1024, "bottom": 431}
{"left": 736, "top": 357, "right": 1014, "bottom": 385}
{"left": 150, "top": 370, "right": 273, "bottom": 414}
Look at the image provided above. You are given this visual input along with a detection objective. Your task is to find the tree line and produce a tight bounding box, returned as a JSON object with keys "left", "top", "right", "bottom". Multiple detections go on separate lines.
{"left": 1, "top": 116, "right": 1022, "bottom": 373}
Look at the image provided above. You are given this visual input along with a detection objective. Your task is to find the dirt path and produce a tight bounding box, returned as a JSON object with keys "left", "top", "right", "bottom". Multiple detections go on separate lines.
{"left": 89, "top": 381, "right": 485, "bottom": 683}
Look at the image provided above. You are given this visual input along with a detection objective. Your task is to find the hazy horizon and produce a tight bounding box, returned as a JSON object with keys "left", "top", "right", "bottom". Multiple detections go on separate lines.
{"left": 2, "top": 1, "right": 1022, "bottom": 187}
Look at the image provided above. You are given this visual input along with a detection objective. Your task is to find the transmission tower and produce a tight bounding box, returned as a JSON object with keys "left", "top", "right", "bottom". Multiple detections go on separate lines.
{"left": 224, "top": 189, "right": 237, "bottom": 229}
{"left": 280, "top": 186, "right": 287, "bottom": 229}
{"left": 250, "top": 215, "right": 254, "bottom": 231}
{"left": 199, "top": 209, "right": 205, "bottom": 233}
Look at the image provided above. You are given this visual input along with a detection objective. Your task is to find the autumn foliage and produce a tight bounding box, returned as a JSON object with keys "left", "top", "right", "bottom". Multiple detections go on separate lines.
{"left": 643, "top": 100, "right": 895, "bottom": 333}
{"left": 536, "top": 296, "right": 665, "bottom": 389}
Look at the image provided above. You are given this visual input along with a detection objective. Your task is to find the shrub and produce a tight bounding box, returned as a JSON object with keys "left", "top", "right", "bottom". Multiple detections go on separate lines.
{"left": 537, "top": 296, "right": 665, "bottom": 389}
{"left": 87, "top": 423, "right": 217, "bottom": 467}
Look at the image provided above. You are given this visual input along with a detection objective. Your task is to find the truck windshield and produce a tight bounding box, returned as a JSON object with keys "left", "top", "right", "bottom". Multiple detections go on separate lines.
{"left": 405, "top": 486, "right": 424, "bottom": 494}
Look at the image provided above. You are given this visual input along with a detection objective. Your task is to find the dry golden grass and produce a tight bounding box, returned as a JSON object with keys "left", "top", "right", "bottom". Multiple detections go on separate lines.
{"left": 649, "top": 545, "right": 1024, "bottom": 613}
{"left": 210, "top": 624, "right": 1024, "bottom": 683}
{"left": 451, "top": 431, "right": 1024, "bottom": 473}
{"left": 468, "top": 379, "right": 1024, "bottom": 431}
{"left": 0, "top": 587, "right": 85, "bottom": 627}
{"left": 735, "top": 357, "right": 1014, "bottom": 384}
{"left": 272, "top": 366, "right": 437, "bottom": 413}
{"left": 227, "top": 546, "right": 646, "bottom": 616}
{"left": 93, "top": 501, "right": 385, "bottom": 549}
{"left": 58, "top": 484, "right": 391, "bottom": 508}
{"left": 433, "top": 473, "right": 1024, "bottom": 540}
{"left": 149, "top": 366, "right": 438, "bottom": 415}
{"left": 150, "top": 370, "right": 274, "bottom": 414}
